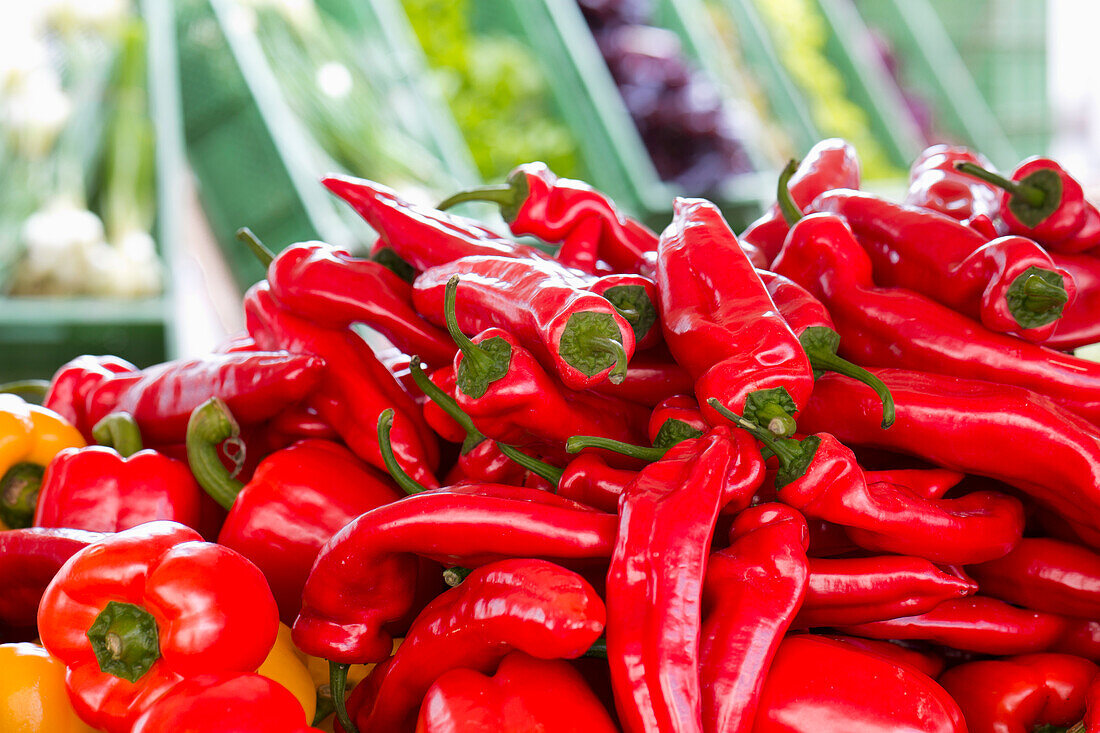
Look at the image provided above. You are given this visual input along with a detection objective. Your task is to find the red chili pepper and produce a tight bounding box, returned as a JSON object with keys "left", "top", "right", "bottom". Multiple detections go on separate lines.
{"left": 837, "top": 596, "right": 1070, "bottom": 655}
{"left": 905, "top": 144, "right": 1002, "bottom": 225}
{"left": 185, "top": 398, "right": 403, "bottom": 624}
{"left": 437, "top": 161, "right": 659, "bottom": 275}
{"left": 130, "top": 672, "right": 322, "bottom": 733}
{"left": 292, "top": 485, "right": 616, "bottom": 665}
{"left": 956, "top": 156, "right": 1100, "bottom": 251}
{"left": 862, "top": 467, "right": 965, "bottom": 500}
{"left": 264, "top": 240, "right": 456, "bottom": 368}
{"left": 0, "top": 527, "right": 104, "bottom": 638}
{"left": 938, "top": 653, "right": 1098, "bottom": 733}
{"left": 37, "top": 521, "right": 279, "bottom": 733}
{"left": 796, "top": 555, "right": 976, "bottom": 627}
{"left": 796, "top": 368, "right": 1100, "bottom": 545}
{"left": 583, "top": 272, "right": 662, "bottom": 350}
{"left": 646, "top": 394, "right": 707, "bottom": 449}
{"left": 348, "top": 559, "right": 605, "bottom": 732}
{"left": 414, "top": 261, "right": 636, "bottom": 391}
{"left": 244, "top": 281, "right": 440, "bottom": 488}
{"left": 967, "top": 537, "right": 1100, "bottom": 620}
{"left": 699, "top": 503, "right": 809, "bottom": 733}
{"left": 555, "top": 453, "right": 636, "bottom": 513}
{"left": 607, "top": 427, "right": 764, "bottom": 732}
{"left": 821, "top": 635, "right": 945, "bottom": 679}
{"left": 809, "top": 188, "right": 1075, "bottom": 341}
{"left": 772, "top": 213, "right": 1100, "bottom": 425}
{"left": 44, "top": 355, "right": 137, "bottom": 438}
{"left": 753, "top": 635, "right": 964, "bottom": 733}
{"left": 740, "top": 138, "right": 861, "bottom": 266}
{"left": 33, "top": 412, "right": 202, "bottom": 533}
{"left": 415, "top": 651, "right": 617, "bottom": 733}
{"left": 1048, "top": 252, "right": 1100, "bottom": 350}
{"left": 657, "top": 197, "right": 813, "bottom": 436}
{"left": 589, "top": 352, "right": 695, "bottom": 406}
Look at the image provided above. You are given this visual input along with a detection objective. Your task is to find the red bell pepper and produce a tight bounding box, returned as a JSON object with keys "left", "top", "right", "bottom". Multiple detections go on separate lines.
{"left": 607, "top": 427, "right": 764, "bottom": 732}
{"left": 968, "top": 537, "right": 1100, "bottom": 619}
{"left": 130, "top": 672, "right": 322, "bottom": 733}
{"left": 37, "top": 521, "right": 279, "bottom": 733}
{"left": 348, "top": 559, "right": 605, "bottom": 732}
{"left": 657, "top": 197, "right": 813, "bottom": 435}
{"left": 753, "top": 635, "right": 964, "bottom": 733}
{"left": 699, "top": 504, "right": 809, "bottom": 733}
{"left": 415, "top": 651, "right": 617, "bottom": 733}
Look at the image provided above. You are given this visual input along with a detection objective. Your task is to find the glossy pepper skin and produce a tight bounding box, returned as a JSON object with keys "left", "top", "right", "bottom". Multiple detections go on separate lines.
{"left": 1048, "top": 252, "right": 1100, "bottom": 350}
{"left": 812, "top": 189, "right": 1076, "bottom": 341}
{"left": 130, "top": 673, "right": 322, "bottom": 733}
{"left": 740, "top": 138, "right": 861, "bottom": 267}
{"left": 438, "top": 161, "right": 659, "bottom": 275}
{"left": 0, "top": 394, "right": 85, "bottom": 529}
{"left": 647, "top": 394, "right": 707, "bottom": 448}
{"left": 968, "top": 537, "right": 1100, "bottom": 619}
{"left": 0, "top": 528, "right": 104, "bottom": 638}
{"left": 266, "top": 241, "right": 456, "bottom": 368}
{"left": 414, "top": 257, "right": 636, "bottom": 390}
{"left": 772, "top": 213, "right": 1100, "bottom": 426}
{"left": 822, "top": 635, "right": 945, "bottom": 679}
{"left": 293, "top": 485, "right": 617, "bottom": 664}
{"left": 556, "top": 453, "right": 636, "bottom": 513}
{"left": 590, "top": 353, "right": 694, "bottom": 407}
{"left": 415, "top": 651, "right": 617, "bottom": 733}
{"left": 0, "top": 643, "right": 97, "bottom": 733}
{"left": 796, "top": 555, "right": 976, "bottom": 627}
{"left": 350, "top": 559, "right": 606, "bottom": 731}
{"left": 838, "top": 596, "right": 1069, "bottom": 655}
{"left": 905, "top": 144, "right": 1002, "bottom": 226}
{"left": 186, "top": 399, "right": 403, "bottom": 624}
{"left": 657, "top": 197, "right": 813, "bottom": 434}
{"left": 245, "top": 281, "right": 440, "bottom": 488}
{"left": 44, "top": 355, "right": 137, "bottom": 439}
{"left": 796, "top": 369, "right": 1100, "bottom": 544}
{"left": 753, "top": 635, "right": 964, "bottom": 733}
{"left": 37, "top": 521, "right": 280, "bottom": 733}
{"left": 938, "top": 653, "right": 1098, "bottom": 733}
{"left": 607, "top": 427, "right": 764, "bottom": 733}
{"left": 699, "top": 504, "right": 809, "bottom": 733}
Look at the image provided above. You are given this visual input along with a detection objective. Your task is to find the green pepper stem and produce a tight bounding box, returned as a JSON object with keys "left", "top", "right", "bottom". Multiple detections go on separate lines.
{"left": 236, "top": 227, "right": 275, "bottom": 268}
{"left": 408, "top": 355, "right": 484, "bottom": 452}
{"left": 185, "top": 398, "right": 245, "bottom": 511}
{"left": 329, "top": 661, "right": 359, "bottom": 733}
{"left": 803, "top": 350, "right": 896, "bottom": 429}
{"left": 954, "top": 162, "right": 1045, "bottom": 207}
{"left": 495, "top": 443, "right": 564, "bottom": 484}
{"left": 753, "top": 402, "right": 798, "bottom": 438}
{"left": 0, "top": 380, "right": 49, "bottom": 397}
{"left": 707, "top": 398, "right": 801, "bottom": 470}
{"left": 86, "top": 601, "right": 160, "bottom": 683}
{"left": 0, "top": 463, "right": 44, "bottom": 529}
{"left": 1019, "top": 271, "right": 1069, "bottom": 312}
{"left": 377, "top": 409, "right": 427, "bottom": 495}
{"left": 443, "top": 566, "right": 473, "bottom": 587}
{"left": 588, "top": 336, "right": 629, "bottom": 385}
{"left": 777, "top": 159, "right": 803, "bottom": 226}
{"left": 444, "top": 276, "right": 497, "bottom": 376}
{"left": 437, "top": 184, "right": 517, "bottom": 212}
{"left": 565, "top": 435, "right": 665, "bottom": 462}
{"left": 92, "top": 412, "right": 145, "bottom": 458}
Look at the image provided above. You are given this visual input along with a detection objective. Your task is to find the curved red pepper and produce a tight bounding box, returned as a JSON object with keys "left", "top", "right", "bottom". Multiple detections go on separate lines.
{"left": 905, "top": 144, "right": 1002, "bottom": 224}
{"left": 822, "top": 635, "right": 945, "bottom": 679}
{"left": 416, "top": 651, "right": 617, "bottom": 733}
{"left": 556, "top": 453, "right": 636, "bottom": 513}
{"left": 796, "top": 555, "right": 976, "bottom": 627}
{"left": 350, "top": 559, "right": 605, "bottom": 732}
{"left": 772, "top": 213, "right": 1100, "bottom": 426}
{"left": 131, "top": 672, "right": 322, "bottom": 733}
{"left": 607, "top": 427, "right": 764, "bottom": 732}
{"left": 968, "top": 537, "right": 1100, "bottom": 619}
{"left": 646, "top": 394, "right": 707, "bottom": 449}
{"left": 657, "top": 197, "right": 813, "bottom": 435}
{"left": 44, "top": 355, "right": 138, "bottom": 438}
{"left": 862, "top": 467, "right": 965, "bottom": 500}
{"left": 292, "top": 485, "right": 616, "bottom": 664}
{"left": 740, "top": 138, "right": 861, "bottom": 266}
{"left": 753, "top": 635, "right": 964, "bottom": 733}
{"left": 699, "top": 504, "right": 809, "bottom": 733}
{"left": 590, "top": 353, "right": 694, "bottom": 407}
{"left": 37, "top": 521, "right": 279, "bottom": 733}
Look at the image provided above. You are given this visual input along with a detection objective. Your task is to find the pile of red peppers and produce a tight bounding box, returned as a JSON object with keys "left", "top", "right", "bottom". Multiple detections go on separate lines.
{"left": 6, "top": 140, "right": 1100, "bottom": 733}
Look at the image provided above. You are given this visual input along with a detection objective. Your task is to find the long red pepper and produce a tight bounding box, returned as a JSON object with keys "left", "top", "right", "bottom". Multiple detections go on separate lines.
{"left": 967, "top": 537, "right": 1100, "bottom": 619}
{"left": 822, "top": 635, "right": 945, "bottom": 679}
{"left": 740, "top": 138, "right": 861, "bottom": 266}
{"left": 699, "top": 504, "right": 809, "bottom": 733}
{"left": 244, "top": 281, "right": 440, "bottom": 488}
{"left": 772, "top": 213, "right": 1100, "bottom": 425}
{"left": 810, "top": 188, "right": 1075, "bottom": 341}
{"left": 657, "top": 197, "right": 813, "bottom": 435}
{"left": 44, "top": 355, "right": 138, "bottom": 438}
{"left": 590, "top": 353, "right": 694, "bottom": 407}
{"left": 348, "top": 559, "right": 605, "bottom": 732}
{"left": 1049, "top": 252, "right": 1100, "bottom": 350}
{"left": 437, "top": 161, "right": 660, "bottom": 274}
{"left": 796, "top": 368, "right": 1100, "bottom": 544}
{"left": 414, "top": 259, "right": 636, "bottom": 390}
{"left": 752, "top": 635, "right": 964, "bottom": 733}
{"left": 607, "top": 427, "right": 764, "bottom": 732}
{"left": 838, "top": 596, "right": 1070, "bottom": 655}
{"left": 555, "top": 453, "right": 636, "bottom": 513}
{"left": 905, "top": 144, "right": 1002, "bottom": 225}
{"left": 647, "top": 394, "right": 707, "bottom": 448}
{"left": 796, "top": 555, "right": 976, "bottom": 627}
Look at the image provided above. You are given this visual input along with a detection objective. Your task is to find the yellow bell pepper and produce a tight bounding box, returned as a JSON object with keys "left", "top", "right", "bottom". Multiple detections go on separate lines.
{"left": 0, "top": 394, "right": 85, "bottom": 530}
{"left": 0, "top": 642, "right": 97, "bottom": 733}
{"left": 257, "top": 623, "right": 318, "bottom": 724}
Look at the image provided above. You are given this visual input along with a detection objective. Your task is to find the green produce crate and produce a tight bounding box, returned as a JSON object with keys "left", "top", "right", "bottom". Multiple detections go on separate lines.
{"left": 0, "top": 0, "right": 182, "bottom": 382}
